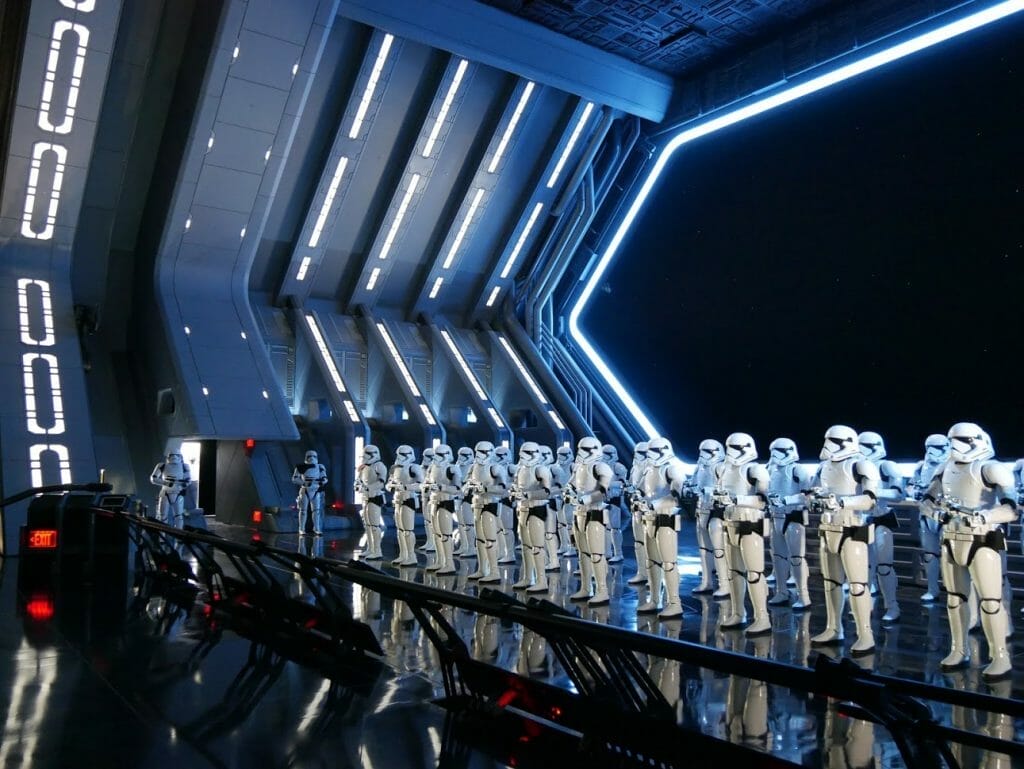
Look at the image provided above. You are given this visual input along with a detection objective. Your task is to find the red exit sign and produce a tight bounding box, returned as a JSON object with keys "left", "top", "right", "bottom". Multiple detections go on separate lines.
{"left": 27, "top": 529, "right": 58, "bottom": 550}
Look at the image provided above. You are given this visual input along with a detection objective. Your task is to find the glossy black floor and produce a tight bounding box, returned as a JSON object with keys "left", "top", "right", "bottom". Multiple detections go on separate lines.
{"left": 2, "top": 519, "right": 1023, "bottom": 768}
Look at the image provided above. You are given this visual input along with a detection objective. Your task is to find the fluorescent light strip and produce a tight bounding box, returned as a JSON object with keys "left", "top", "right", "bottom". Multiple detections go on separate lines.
{"left": 343, "top": 400, "right": 361, "bottom": 423}
{"left": 546, "top": 101, "right": 594, "bottom": 188}
{"left": 29, "top": 444, "right": 71, "bottom": 486}
{"left": 354, "top": 435, "right": 365, "bottom": 493}
{"left": 497, "top": 335, "right": 547, "bottom": 404}
{"left": 442, "top": 187, "right": 486, "bottom": 269}
{"left": 349, "top": 34, "right": 394, "bottom": 140}
{"left": 487, "top": 407, "right": 505, "bottom": 429}
{"left": 419, "top": 403, "right": 437, "bottom": 426}
{"left": 422, "top": 59, "right": 469, "bottom": 158}
{"left": 365, "top": 267, "right": 381, "bottom": 290}
{"left": 568, "top": 0, "right": 1024, "bottom": 441}
{"left": 296, "top": 256, "right": 312, "bottom": 281}
{"left": 376, "top": 322, "right": 422, "bottom": 397}
{"left": 485, "top": 286, "right": 501, "bottom": 307}
{"left": 304, "top": 315, "right": 348, "bottom": 395}
{"left": 38, "top": 21, "right": 88, "bottom": 134}
{"left": 379, "top": 173, "right": 420, "bottom": 261}
{"left": 488, "top": 81, "right": 535, "bottom": 173}
{"left": 23, "top": 353, "right": 65, "bottom": 435}
{"left": 308, "top": 155, "right": 349, "bottom": 248}
{"left": 21, "top": 142, "right": 68, "bottom": 240}
{"left": 440, "top": 330, "right": 487, "bottom": 399}
{"left": 17, "top": 279, "right": 56, "bottom": 346}
{"left": 500, "top": 202, "right": 544, "bottom": 278}
{"left": 429, "top": 277, "right": 444, "bottom": 299}
{"left": 547, "top": 409, "right": 566, "bottom": 430}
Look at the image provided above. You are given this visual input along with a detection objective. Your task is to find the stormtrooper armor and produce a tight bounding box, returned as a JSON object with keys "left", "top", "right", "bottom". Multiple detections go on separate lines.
{"left": 626, "top": 442, "right": 650, "bottom": 586}
{"left": 922, "top": 423, "right": 1016, "bottom": 679}
{"left": 908, "top": 435, "right": 951, "bottom": 602}
{"left": 462, "top": 441, "right": 508, "bottom": 583}
{"left": 602, "top": 444, "right": 628, "bottom": 564}
{"left": 690, "top": 439, "right": 728, "bottom": 597}
{"left": 539, "top": 445, "right": 561, "bottom": 572}
{"left": 419, "top": 448, "right": 437, "bottom": 554}
{"left": 714, "top": 433, "right": 771, "bottom": 635}
{"left": 555, "top": 445, "right": 576, "bottom": 557}
{"left": 292, "top": 450, "right": 327, "bottom": 536}
{"left": 386, "top": 445, "right": 423, "bottom": 566}
{"left": 424, "top": 444, "right": 461, "bottom": 575}
{"left": 355, "top": 445, "right": 388, "bottom": 559}
{"left": 568, "top": 437, "right": 613, "bottom": 605}
{"left": 511, "top": 442, "right": 553, "bottom": 592}
{"left": 766, "top": 438, "right": 812, "bottom": 609}
{"left": 858, "top": 431, "right": 905, "bottom": 622}
{"left": 635, "top": 437, "right": 686, "bottom": 618}
{"left": 494, "top": 445, "right": 517, "bottom": 564}
{"left": 792, "top": 425, "right": 880, "bottom": 655}
{"left": 150, "top": 452, "right": 192, "bottom": 527}
{"left": 456, "top": 447, "right": 477, "bottom": 557}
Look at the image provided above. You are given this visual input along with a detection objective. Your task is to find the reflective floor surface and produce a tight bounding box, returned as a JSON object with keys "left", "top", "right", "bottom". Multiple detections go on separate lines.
{"left": 2, "top": 521, "right": 1022, "bottom": 768}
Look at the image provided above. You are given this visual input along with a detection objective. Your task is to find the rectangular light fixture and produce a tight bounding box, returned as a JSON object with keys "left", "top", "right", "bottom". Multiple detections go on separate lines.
{"left": 308, "top": 155, "right": 349, "bottom": 248}
{"left": 546, "top": 101, "right": 594, "bottom": 189}
{"left": 296, "top": 256, "right": 312, "bottom": 281}
{"left": 349, "top": 34, "right": 394, "bottom": 140}
{"left": 17, "top": 279, "right": 55, "bottom": 346}
{"left": 429, "top": 277, "right": 444, "bottom": 299}
{"left": 442, "top": 187, "right": 485, "bottom": 269}
{"left": 440, "top": 330, "right": 487, "bottom": 400}
{"left": 422, "top": 59, "right": 469, "bottom": 158}
{"left": 343, "top": 399, "right": 361, "bottom": 423}
{"left": 500, "top": 201, "right": 544, "bottom": 278}
{"left": 376, "top": 322, "right": 421, "bottom": 396}
{"left": 354, "top": 435, "right": 364, "bottom": 494}
{"left": 485, "top": 286, "right": 501, "bottom": 307}
{"left": 379, "top": 173, "right": 420, "bottom": 261}
{"left": 498, "top": 334, "right": 547, "bottom": 403}
{"left": 419, "top": 403, "right": 437, "bottom": 426}
{"left": 488, "top": 81, "right": 535, "bottom": 174}
{"left": 487, "top": 407, "right": 505, "bottom": 429}
{"left": 365, "top": 267, "right": 381, "bottom": 290}
{"left": 304, "top": 314, "right": 348, "bottom": 394}
{"left": 547, "top": 409, "right": 566, "bottom": 430}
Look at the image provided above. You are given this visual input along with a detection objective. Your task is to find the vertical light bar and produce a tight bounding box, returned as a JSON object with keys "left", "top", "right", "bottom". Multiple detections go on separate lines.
{"left": 428, "top": 277, "right": 444, "bottom": 299}
{"left": 349, "top": 34, "right": 394, "bottom": 140}
{"left": 304, "top": 315, "right": 348, "bottom": 394}
{"left": 378, "top": 173, "right": 420, "bottom": 261}
{"left": 308, "top": 155, "right": 349, "bottom": 248}
{"left": 488, "top": 81, "right": 535, "bottom": 174}
{"left": 21, "top": 143, "right": 68, "bottom": 240}
{"left": 365, "top": 267, "right": 381, "bottom": 291}
{"left": 354, "top": 435, "right": 365, "bottom": 494}
{"left": 38, "top": 21, "right": 89, "bottom": 134}
{"left": 419, "top": 403, "right": 437, "bottom": 426}
{"left": 376, "top": 322, "right": 422, "bottom": 397}
{"left": 422, "top": 59, "right": 469, "bottom": 158}
{"left": 486, "top": 407, "right": 505, "bottom": 429}
{"left": 485, "top": 286, "right": 501, "bottom": 307}
{"left": 18, "top": 280, "right": 56, "bottom": 346}
{"left": 23, "top": 353, "right": 65, "bottom": 435}
{"left": 546, "top": 101, "right": 594, "bottom": 188}
{"left": 500, "top": 202, "right": 544, "bottom": 278}
{"left": 442, "top": 187, "right": 486, "bottom": 269}
{"left": 296, "top": 256, "right": 312, "bottom": 281}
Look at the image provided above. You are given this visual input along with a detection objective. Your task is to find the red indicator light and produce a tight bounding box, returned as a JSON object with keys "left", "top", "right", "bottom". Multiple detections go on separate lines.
{"left": 244, "top": 438, "right": 256, "bottom": 449}
{"left": 330, "top": 500, "right": 343, "bottom": 510}
{"left": 252, "top": 509, "right": 262, "bottom": 523}
{"left": 26, "top": 596, "right": 55, "bottom": 621}
{"left": 27, "top": 529, "right": 58, "bottom": 549}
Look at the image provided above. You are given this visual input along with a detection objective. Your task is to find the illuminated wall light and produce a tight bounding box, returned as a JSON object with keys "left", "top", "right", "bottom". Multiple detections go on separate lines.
{"left": 500, "top": 201, "right": 544, "bottom": 278}
{"left": 378, "top": 173, "right": 420, "bottom": 261}
{"left": 376, "top": 322, "right": 422, "bottom": 397}
{"left": 21, "top": 142, "right": 68, "bottom": 240}
{"left": 428, "top": 277, "right": 444, "bottom": 299}
{"left": 185, "top": 215, "right": 192, "bottom": 230}
{"left": 354, "top": 435, "right": 365, "bottom": 488}
{"left": 240, "top": 331, "right": 247, "bottom": 340}
{"left": 239, "top": 227, "right": 246, "bottom": 239}
{"left": 207, "top": 134, "right": 215, "bottom": 151}
{"left": 264, "top": 147, "right": 272, "bottom": 162}
{"left": 501, "top": 440, "right": 510, "bottom": 449}
{"left": 296, "top": 256, "right": 312, "bottom": 281}
{"left": 262, "top": 390, "right": 269, "bottom": 399}
{"left": 422, "top": 59, "right": 469, "bottom": 158}
{"left": 38, "top": 21, "right": 89, "bottom": 134}
{"left": 304, "top": 315, "right": 348, "bottom": 394}
{"left": 183, "top": 326, "right": 191, "bottom": 335}
{"left": 488, "top": 81, "right": 535, "bottom": 174}
{"left": 308, "top": 155, "right": 349, "bottom": 248}
{"left": 343, "top": 400, "right": 360, "bottom": 423}
{"left": 440, "top": 330, "right": 487, "bottom": 399}
{"left": 17, "top": 280, "right": 55, "bottom": 347}
{"left": 29, "top": 444, "right": 71, "bottom": 486}
{"left": 202, "top": 386, "right": 209, "bottom": 396}
{"left": 59, "top": 0, "right": 96, "bottom": 11}
{"left": 567, "top": 0, "right": 1024, "bottom": 441}
{"left": 292, "top": 62, "right": 299, "bottom": 76}
{"left": 486, "top": 407, "right": 505, "bottom": 429}
{"left": 419, "top": 403, "right": 437, "bottom": 426}
{"left": 23, "top": 353, "right": 65, "bottom": 435}
{"left": 349, "top": 33, "right": 394, "bottom": 140}
{"left": 365, "top": 267, "right": 381, "bottom": 291}
{"left": 547, "top": 409, "right": 566, "bottom": 430}
{"left": 497, "top": 335, "right": 547, "bottom": 403}
{"left": 232, "top": 44, "right": 240, "bottom": 60}
{"left": 441, "top": 187, "right": 485, "bottom": 269}
{"left": 466, "top": 409, "right": 477, "bottom": 423}
{"left": 546, "top": 101, "right": 594, "bottom": 189}
{"left": 485, "top": 286, "right": 501, "bottom": 307}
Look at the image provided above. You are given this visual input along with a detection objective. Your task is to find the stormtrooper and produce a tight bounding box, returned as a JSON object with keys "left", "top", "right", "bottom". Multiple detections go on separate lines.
{"left": 907, "top": 435, "right": 951, "bottom": 602}
{"left": 602, "top": 444, "right": 628, "bottom": 564}
{"left": 765, "top": 438, "right": 812, "bottom": 609}
{"left": 494, "top": 445, "right": 517, "bottom": 565}
{"left": 538, "top": 445, "right": 561, "bottom": 572}
{"left": 150, "top": 451, "right": 192, "bottom": 527}
{"left": 690, "top": 439, "right": 728, "bottom": 598}
{"left": 418, "top": 447, "right": 437, "bottom": 554}
{"left": 626, "top": 442, "right": 650, "bottom": 586}
{"left": 789, "top": 425, "right": 880, "bottom": 655}
{"left": 385, "top": 445, "right": 423, "bottom": 567}
{"left": 713, "top": 433, "right": 771, "bottom": 634}
{"left": 858, "top": 431, "right": 905, "bottom": 622}
{"left": 567, "top": 436, "right": 613, "bottom": 605}
{"left": 424, "top": 444, "right": 462, "bottom": 575}
{"left": 291, "top": 449, "right": 327, "bottom": 536}
{"left": 510, "top": 442, "right": 553, "bottom": 592}
{"left": 355, "top": 444, "right": 388, "bottom": 559}
{"left": 635, "top": 437, "right": 686, "bottom": 618}
{"left": 462, "top": 441, "right": 509, "bottom": 583}
{"left": 921, "top": 422, "right": 1016, "bottom": 679}
{"left": 555, "top": 445, "right": 576, "bottom": 557}
{"left": 456, "top": 447, "right": 476, "bottom": 557}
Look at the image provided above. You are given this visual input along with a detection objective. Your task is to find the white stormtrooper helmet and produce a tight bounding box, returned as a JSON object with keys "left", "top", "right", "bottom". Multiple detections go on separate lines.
{"left": 576, "top": 436, "right": 603, "bottom": 464}
{"left": 495, "top": 445, "right": 511, "bottom": 465}
{"left": 633, "top": 441, "right": 649, "bottom": 463}
{"left": 725, "top": 433, "right": 757, "bottom": 466}
{"left": 647, "top": 437, "right": 675, "bottom": 466}
{"left": 474, "top": 441, "right": 495, "bottom": 463}
{"left": 768, "top": 438, "right": 798, "bottom": 466}
{"left": 396, "top": 445, "right": 416, "bottom": 465}
{"left": 422, "top": 447, "right": 435, "bottom": 466}
{"left": 166, "top": 452, "right": 183, "bottom": 465}
{"left": 457, "top": 446, "right": 473, "bottom": 465}
{"left": 519, "top": 441, "right": 541, "bottom": 467}
{"left": 602, "top": 444, "right": 618, "bottom": 464}
{"left": 304, "top": 450, "right": 319, "bottom": 465}
{"left": 556, "top": 445, "right": 574, "bottom": 464}
{"left": 820, "top": 425, "right": 859, "bottom": 461}
{"left": 924, "top": 434, "right": 950, "bottom": 464}
{"left": 697, "top": 439, "right": 724, "bottom": 467}
{"left": 857, "top": 431, "right": 886, "bottom": 462}
{"left": 435, "top": 444, "right": 453, "bottom": 464}
{"left": 539, "top": 445, "right": 554, "bottom": 464}
{"left": 363, "top": 445, "right": 381, "bottom": 464}
{"left": 948, "top": 423, "right": 994, "bottom": 463}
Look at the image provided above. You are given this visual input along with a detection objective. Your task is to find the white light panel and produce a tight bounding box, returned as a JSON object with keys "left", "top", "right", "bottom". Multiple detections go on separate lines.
{"left": 422, "top": 59, "right": 469, "bottom": 158}
{"left": 419, "top": 403, "right": 437, "bottom": 426}
{"left": 488, "top": 81, "right": 535, "bottom": 174}
{"left": 428, "top": 277, "right": 444, "bottom": 299}
{"left": 547, "top": 409, "right": 565, "bottom": 430}
{"left": 500, "top": 201, "right": 544, "bottom": 278}
{"left": 21, "top": 142, "right": 67, "bottom": 240}
{"left": 485, "top": 286, "right": 501, "bottom": 307}
{"left": 23, "top": 353, "right": 65, "bottom": 435}
{"left": 442, "top": 187, "right": 485, "bottom": 269}
{"left": 349, "top": 34, "right": 394, "bottom": 140}
{"left": 546, "top": 101, "right": 594, "bottom": 189}
{"left": 343, "top": 400, "right": 361, "bottom": 423}
{"left": 17, "top": 279, "right": 55, "bottom": 347}
{"left": 365, "top": 267, "right": 381, "bottom": 290}
{"left": 378, "top": 173, "right": 420, "bottom": 261}
{"left": 305, "top": 314, "right": 348, "bottom": 394}
{"left": 296, "top": 256, "right": 312, "bottom": 281}
{"left": 38, "top": 21, "right": 89, "bottom": 135}
{"left": 309, "top": 155, "right": 349, "bottom": 248}
{"left": 440, "top": 330, "right": 487, "bottom": 400}
{"left": 486, "top": 407, "right": 505, "bottom": 429}
{"left": 376, "top": 322, "right": 422, "bottom": 397}
{"left": 498, "top": 335, "right": 547, "bottom": 403}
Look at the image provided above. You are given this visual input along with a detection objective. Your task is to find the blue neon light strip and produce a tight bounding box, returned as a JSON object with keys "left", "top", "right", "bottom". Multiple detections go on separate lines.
{"left": 568, "top": 0, "right": 1024, "bottom": 440}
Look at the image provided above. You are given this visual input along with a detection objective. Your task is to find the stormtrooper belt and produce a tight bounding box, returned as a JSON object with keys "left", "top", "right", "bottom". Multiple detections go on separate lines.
{"left": 708, "top": 506, "right": 726, "bottom": 522}
{"left": 367, "top": 494, "right": 385, "bottom": 507}
{"left": 870, "top": 510, "right": 900, "bottom": 530}
{"left": 399, "top": 498, "right": 419, "bottom": 511}
{"left": 655, "top": 513, "right": 676, "bottom": 529}
{"left": 728, "top": 519, "right": 767, "bottom": 537}
{"left": 528, "top": 504, "right": 548, "bottom": 521}
{"left": 833, "top": 523, "right": 872, "bottom": 549}
{"left": 583, "top": 509, "right": 605, "bottom": 524}
{"left": 479, "top": 502, "right": 499, "bottom": 515}
{"left": 782, "top": 509, "right": 807, "bottom": 535}
{"left": 437, "top": 499, "right": 456, "bottom": 513}
{"left": 942, "top": 528, "right": 1005, "bottom": 567}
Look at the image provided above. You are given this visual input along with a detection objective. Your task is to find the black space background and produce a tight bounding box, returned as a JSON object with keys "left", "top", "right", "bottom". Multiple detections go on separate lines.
{"left": 581, "top": 12, "right": 1024, "bottom": 461}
